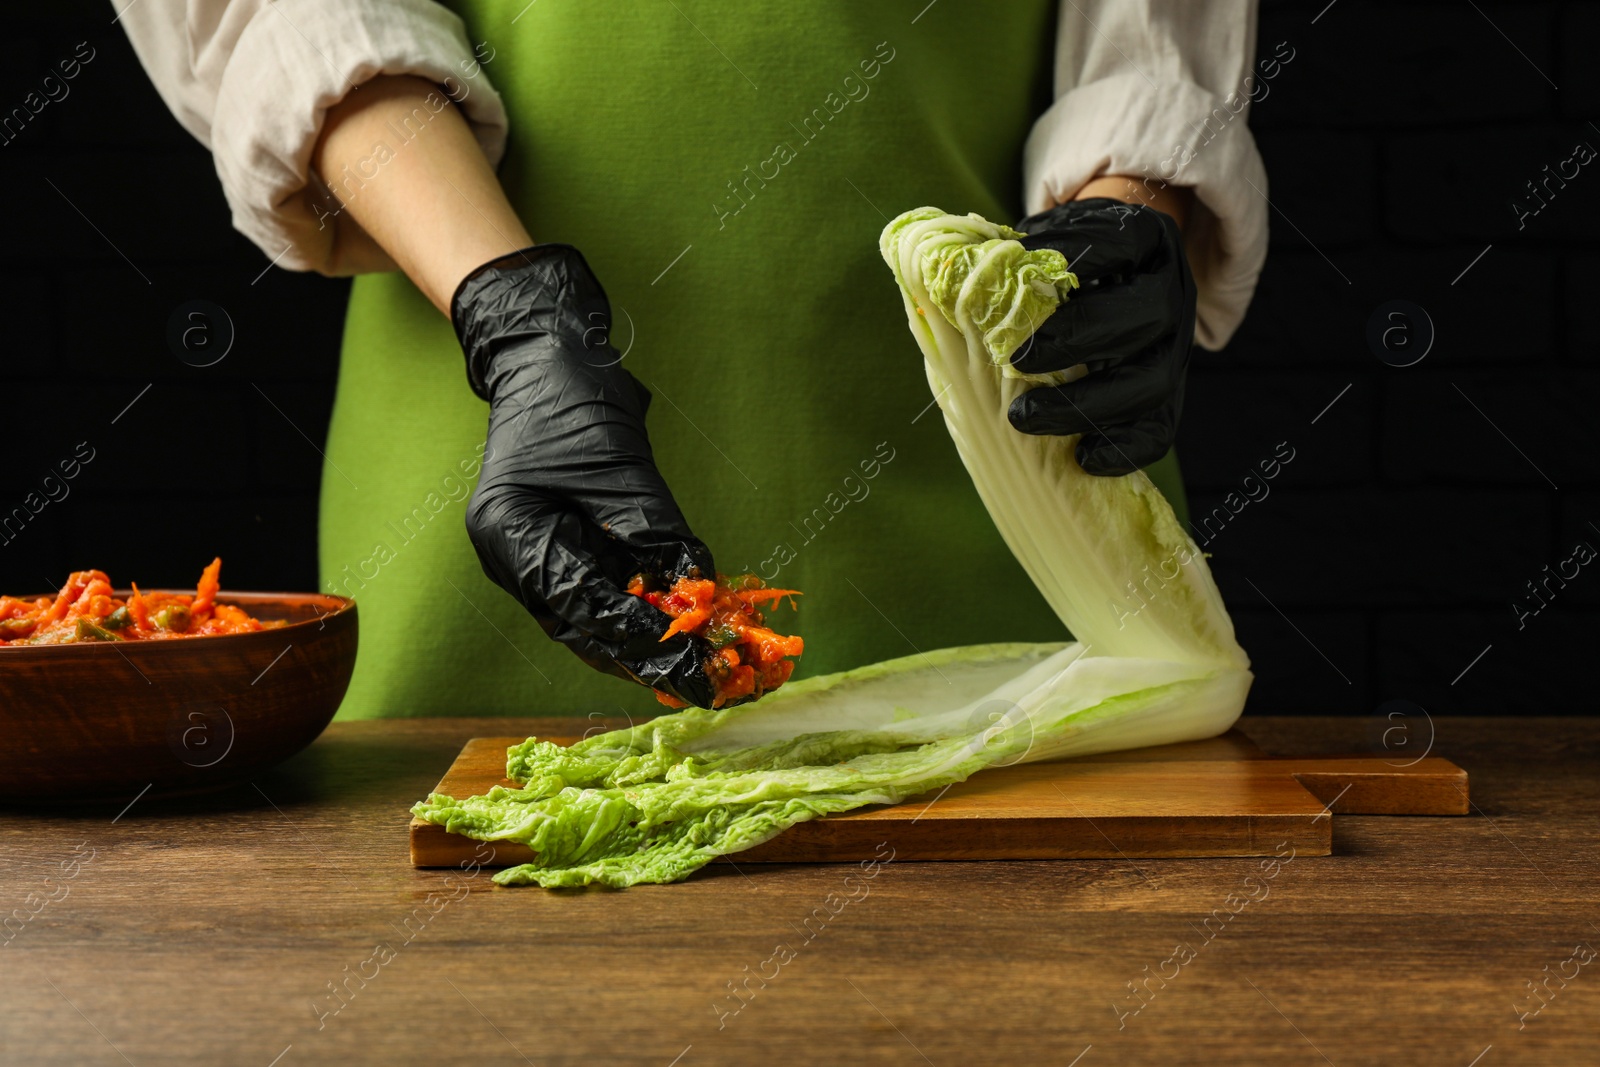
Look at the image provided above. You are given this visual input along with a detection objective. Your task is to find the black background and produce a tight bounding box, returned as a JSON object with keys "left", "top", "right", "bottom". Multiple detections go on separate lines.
{"left": 2, "top": 1, "right": 1594, "bottom": 716}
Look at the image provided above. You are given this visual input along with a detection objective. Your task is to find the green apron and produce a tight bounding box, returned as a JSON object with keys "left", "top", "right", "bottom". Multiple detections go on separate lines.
{"left": 321, "top": 1, "right": 1188, "bottom": 720}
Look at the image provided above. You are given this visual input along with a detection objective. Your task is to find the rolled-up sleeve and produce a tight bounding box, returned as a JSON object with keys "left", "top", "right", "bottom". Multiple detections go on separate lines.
{"left": 116, "top": 0, "right": 509, "bottom": 275}
{"left": 1025, "top": 0, "right": 1270, "bottom": 350}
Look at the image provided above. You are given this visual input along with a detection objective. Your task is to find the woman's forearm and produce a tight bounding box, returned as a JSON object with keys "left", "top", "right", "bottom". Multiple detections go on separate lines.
{"left": 312, "top": 74, "right": 532, "bottom": 312}
{"left": 1073, "top": 174, "right": 1194, "bottom": 230}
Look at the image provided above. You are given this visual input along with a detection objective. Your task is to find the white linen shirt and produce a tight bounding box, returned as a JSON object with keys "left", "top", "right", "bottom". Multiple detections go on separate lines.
{"left": 117, "top": 0, "right": 1268, "bottom": 349}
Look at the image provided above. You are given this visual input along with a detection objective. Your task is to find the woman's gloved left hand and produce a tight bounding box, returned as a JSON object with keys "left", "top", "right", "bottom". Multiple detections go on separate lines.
{"left": 1007, "top": 198, "right": 1197, "bottom": 477}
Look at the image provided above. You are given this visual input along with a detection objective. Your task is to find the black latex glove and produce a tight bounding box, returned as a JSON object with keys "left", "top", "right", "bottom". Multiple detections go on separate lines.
{"left": 451, "top": 244, "right": 716, "bottom": 708}
{"left": 1007, "top": 198, "right": 1197, "bottom": 476}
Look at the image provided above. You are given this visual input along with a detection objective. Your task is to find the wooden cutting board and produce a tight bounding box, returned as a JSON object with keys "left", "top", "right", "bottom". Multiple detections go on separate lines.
{"left": 410, "top": 729, "right": 1468, "bottom": 867}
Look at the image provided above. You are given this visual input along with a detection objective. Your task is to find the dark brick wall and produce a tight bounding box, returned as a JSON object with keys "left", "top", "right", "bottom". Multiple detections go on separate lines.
{"left": 0, "top": 3, "right": 348, "bottom": 597}
{"left": 2, "top": 1, "right": 1593, "bottom": 717}
{"left": 1183, "top": 0, "right": 1597, "bottom": 715}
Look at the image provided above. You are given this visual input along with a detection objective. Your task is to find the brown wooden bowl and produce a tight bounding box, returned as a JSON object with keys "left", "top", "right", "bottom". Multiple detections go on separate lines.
{"left": 0, "top": 592, "right": 357, "bottom": 801}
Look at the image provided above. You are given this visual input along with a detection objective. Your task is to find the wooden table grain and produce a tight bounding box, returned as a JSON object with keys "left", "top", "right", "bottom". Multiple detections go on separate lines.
{"left": 2, "top": 716, "right": 1594, "bottom": 1066}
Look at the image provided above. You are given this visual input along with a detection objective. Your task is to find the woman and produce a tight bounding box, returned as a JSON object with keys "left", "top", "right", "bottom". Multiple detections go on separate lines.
{"left": 120, "top": 0, "right": 1266, "bottom": 718}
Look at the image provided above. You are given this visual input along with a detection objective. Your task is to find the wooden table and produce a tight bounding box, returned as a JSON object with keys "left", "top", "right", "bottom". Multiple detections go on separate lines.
{"left": 1, "top": 716, "right": 1593, "bottom": 1066}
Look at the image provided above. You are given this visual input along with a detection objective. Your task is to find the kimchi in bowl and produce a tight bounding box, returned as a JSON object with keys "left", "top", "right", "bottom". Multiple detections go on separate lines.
{"left": 0, "top": 581, "right": 357, "bottom": 801}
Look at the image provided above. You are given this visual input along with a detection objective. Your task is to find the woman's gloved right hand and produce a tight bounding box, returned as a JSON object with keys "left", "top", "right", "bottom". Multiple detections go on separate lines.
{"left": 451, "top": 244, "right": 717, "bottom": 708}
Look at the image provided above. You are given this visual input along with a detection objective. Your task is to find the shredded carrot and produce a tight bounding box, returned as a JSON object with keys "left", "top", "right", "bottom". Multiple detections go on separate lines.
{"left": 35, "top": 572, "right": 93, "bottom": 628}
{"left": 127, "top": 583, "right": 150, "bottom": 631}
{"left": 0, "top": 597, "right": 37, "bottom": 621}
{"left": 660, "top": 606, "right": 711, "bottom": 642}
{"left": 191, "top": 556, "right": 222, "bottom": 622}
{"left": 734, "top": 588, "right": 801, "bottom": 607}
